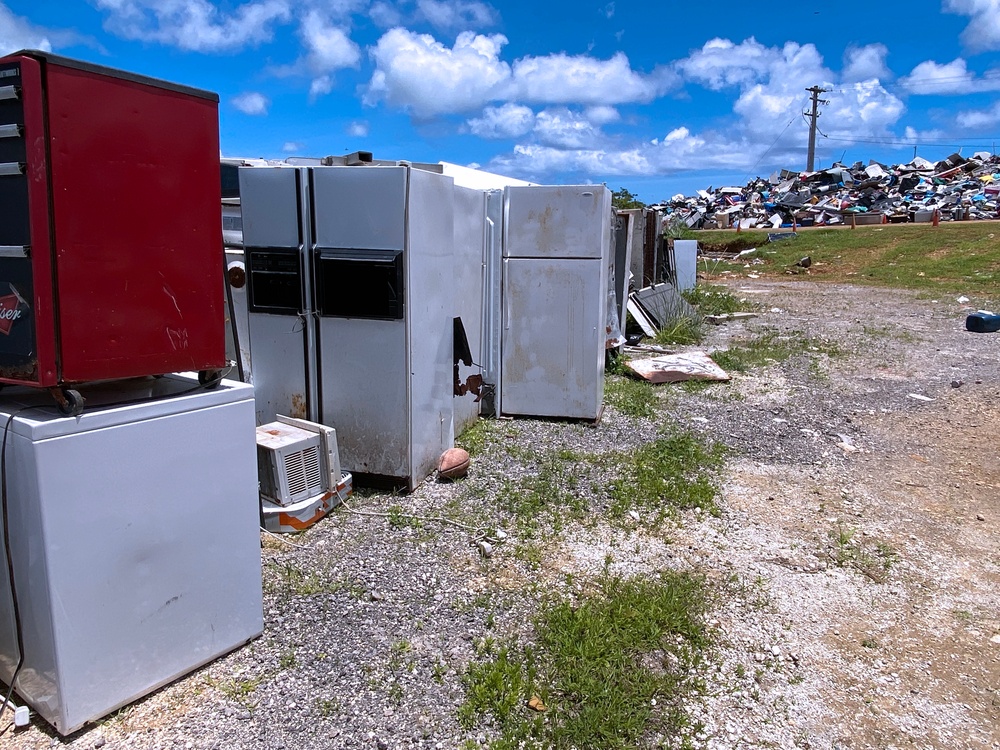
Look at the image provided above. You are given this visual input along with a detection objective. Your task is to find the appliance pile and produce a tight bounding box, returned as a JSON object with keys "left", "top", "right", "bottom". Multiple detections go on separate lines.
{"left": 659, "top": 152, "right": 1000, "bottom": 230}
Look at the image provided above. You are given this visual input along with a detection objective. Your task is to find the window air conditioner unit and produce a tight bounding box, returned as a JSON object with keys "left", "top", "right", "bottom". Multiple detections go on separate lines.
{"left": 256, "top": 415, "right": 341, "bottom": 507}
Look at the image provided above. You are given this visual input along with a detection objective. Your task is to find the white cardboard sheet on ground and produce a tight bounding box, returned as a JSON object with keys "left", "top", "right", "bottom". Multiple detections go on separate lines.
{"left": 627, "top": 351, "right": 730, "bottom": 384}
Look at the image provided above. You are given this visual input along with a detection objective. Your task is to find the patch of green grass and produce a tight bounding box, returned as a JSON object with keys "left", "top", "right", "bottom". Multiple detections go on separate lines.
{"left": 654, "top": 315, "right": 704, "bottom": 346}
{"left": 696, "top": 224, "right": 1000, "bottom": 303}
{"left": 387, "top": 504, "right": 423, "bottom": 529}
{"left": 860, "top": 637, "right": 879, "bottom": 650}
{"left": 826, "top": 525, "right": 898, "bottom": 583}
{"left": 604, "top": 375, "right": 659, "bottom": 418}
{"left": 457, "top": 418, "right": 497, "bottom": 456}
{"left": 500, "top": 454, "right": 589, "bottom": 537}
{"left": 316, "top": 697, "right": 339, "bottom": 717}
{"left": 206, "top": 675, "right": 263, "bottom": 708}
{"left": 682, "top": 284, "right": 754, "bottom": 317}
{"left": 713, "top": 328, "right": 842, "bottom": 373}
{"left": 608, "top": 431, "right": 725, "bottom": 524}
{"left": 459, "top": 572, "right": 711, "bottom": 749}
{"left": 266, "top": 560, "right": 340, "bottom": 597}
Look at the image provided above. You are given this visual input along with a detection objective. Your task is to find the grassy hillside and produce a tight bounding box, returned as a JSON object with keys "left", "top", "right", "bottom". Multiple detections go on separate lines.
{"left": 693, "top": 222, "right": 1000, "bottom": 305}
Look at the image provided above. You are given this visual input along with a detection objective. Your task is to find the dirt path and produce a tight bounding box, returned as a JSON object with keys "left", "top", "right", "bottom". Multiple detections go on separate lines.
{"left": 677, "top": 280, "right": 1000, "bottom": 749}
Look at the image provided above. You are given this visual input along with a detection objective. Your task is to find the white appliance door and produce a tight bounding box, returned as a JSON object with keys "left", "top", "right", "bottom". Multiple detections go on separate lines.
{"left": 504, "top": 185, "right": 610, "bottom": 260}
{"left": 500, "top": 258, "right": 604, "bottom": 419}
{"left": 311, "top": 166, "right": 406, "bottom": 251}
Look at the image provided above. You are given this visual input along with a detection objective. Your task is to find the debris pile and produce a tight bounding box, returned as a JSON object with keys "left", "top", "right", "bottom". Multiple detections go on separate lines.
{"left": 660, "top": 152, "right": 1000, "bottom": 229}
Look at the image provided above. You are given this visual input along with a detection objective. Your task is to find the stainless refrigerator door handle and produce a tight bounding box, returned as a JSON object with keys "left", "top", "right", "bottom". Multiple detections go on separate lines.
{"left": 0, "top": 162, "right": 24, "bottom": 176}
{"left": 0, "top": 86, "right": 20, "bottom": 101}
{"left": 0, "top": 124, "right": 22, "bottom": 138}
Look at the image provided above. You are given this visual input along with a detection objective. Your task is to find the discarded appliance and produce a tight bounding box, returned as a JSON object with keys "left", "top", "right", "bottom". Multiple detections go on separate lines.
{"left": 632, "top": 284, "right": 697, "bottom": 331}
{"left": 0, "top": 51, "right": 225, "bottom": 414}
{"left": 626, "top": 352, "right": 730, "bottom": 383}
{"left": 239, "top": 165, "right": 314, "bottom": 425}
{"left": 669, "top": 240, "right": 698, "bottom": 291}
{"left": 241, "top": 164, "right": 461, "bottom": 490}
{"left": 0, "top": 374, "right": 263, "bottom": 735}
{"left": 499, "top": 185, "right": 613, "bottom": 420}
{"left": 256, "top": 415, "right": 352, "bottom": 533}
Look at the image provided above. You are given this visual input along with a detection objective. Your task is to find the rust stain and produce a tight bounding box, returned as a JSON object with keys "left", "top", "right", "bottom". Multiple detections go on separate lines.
{"left": 290, "top": 393, "right": 306, "bottom": 419}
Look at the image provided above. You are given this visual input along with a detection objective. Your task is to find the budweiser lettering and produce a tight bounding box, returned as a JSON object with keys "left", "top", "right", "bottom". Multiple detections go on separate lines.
{"left": 0, "top": 292, "right": 23, "bottom": 335}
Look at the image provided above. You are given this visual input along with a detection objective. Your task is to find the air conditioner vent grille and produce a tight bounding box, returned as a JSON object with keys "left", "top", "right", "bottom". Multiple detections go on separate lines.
{"left": 282, "top": 445, "right": 323, "bottom": 498}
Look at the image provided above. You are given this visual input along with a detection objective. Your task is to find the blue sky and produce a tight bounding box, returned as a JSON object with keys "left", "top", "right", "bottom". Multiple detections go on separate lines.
{"left": 3, "top": 1, "right": 1000, "bottom": 202}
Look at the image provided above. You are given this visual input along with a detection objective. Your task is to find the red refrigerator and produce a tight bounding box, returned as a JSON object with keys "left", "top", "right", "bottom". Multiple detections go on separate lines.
{"left": 0, "top": 50, "right": 224, "bottom": 412}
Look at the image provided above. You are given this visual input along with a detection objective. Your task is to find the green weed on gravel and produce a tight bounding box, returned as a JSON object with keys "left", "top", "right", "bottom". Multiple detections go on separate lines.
{"left": 459, "top": 572, "right": 711, "bottom": 749}
{"left": 608, "top": 431, "right": 726, "bottom": 523}
{"left": 682, "top": 284, "right": 754, "bottom": 316}
{"left": 713, "top": 328, "right": 842, "bottom": 373}
{"left": 604, "top": 375, "right": 658, "bottom": 418}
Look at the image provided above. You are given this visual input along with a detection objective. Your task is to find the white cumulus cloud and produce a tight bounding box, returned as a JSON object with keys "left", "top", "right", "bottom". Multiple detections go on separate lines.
{"left": 300, "top": 10, "right": 361, "bottom": 72}
{"left": 512, "top": 51, "right": 671, "bottom": 105}
{"left": 282, "top": 141, "right": 304, "bottom": 152}
{"left": 956, "top": 101, "right": 1000, "bottom": 128}
{"left": 900, "top": 58, "right": 1000, "bottom": 94}
{"left": 232, "top": 91, "right": 269, "bottom": 115}
{"left": 94, "top": 0, "right": 291, "bottom": 52}
{"left": 467, "top": 103, "right": 535, "bottom": 139}
{"left": 532, "top": 108, "right": 606, "bottom": 149}
{"left": 364, "top": 28, "right": 676, "bottom": 116}
{"left": 945, "top": 0, "right": 1000, "bottom": 52}
{"left": 365, "top": 29, "right": 512, "bottom": 116}
{"left": 843, "top": 44, "right": 890, "bottom": 82}
{"left": 347, "top": 120, "right": 369, "bottom": 137}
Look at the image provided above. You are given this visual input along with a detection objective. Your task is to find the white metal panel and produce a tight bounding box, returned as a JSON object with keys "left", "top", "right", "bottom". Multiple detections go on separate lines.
{"left": 248, "top": 313, "right": 308, "bottom": 425}
{"left": 406, "top": 168, "right": 455, "bottom": 487}
{"left": 239, "top": 167, "right": 300, "bottom": 248}
{"left": 452, "top": 185, "right": 486, "bottom": 435}
{"left": 500, "top": 257, "right": 605, "bottom": 419}
{"left": 504, "top": 185, "right": 612, "bottom": 260}
{"left": 672, "top": 239, "right": 698, "bottom": 291}
{"left": 0, "top": 383, "right": 262, "bottom": 735}
{"left": 318, "top": 318, "right": 408, "bottom": 479}
{"left": 311, "top": 166, "right": 406, "bottom": 251}
{"left": 481, "top": 190, "right": 504, "bottom": 417}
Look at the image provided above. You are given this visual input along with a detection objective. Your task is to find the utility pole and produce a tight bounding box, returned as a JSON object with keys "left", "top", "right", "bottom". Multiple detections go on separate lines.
{"left": 804, "top": 85, "right": 830, "bottom": 172}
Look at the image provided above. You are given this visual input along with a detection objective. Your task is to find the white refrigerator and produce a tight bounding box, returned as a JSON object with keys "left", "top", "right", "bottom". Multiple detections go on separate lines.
{"left": 500, "top": 185, "right": 612, "bottom": 420}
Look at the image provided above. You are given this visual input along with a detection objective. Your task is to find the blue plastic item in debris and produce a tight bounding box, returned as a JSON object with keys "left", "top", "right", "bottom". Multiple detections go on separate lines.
{"left": 767, "top": 232, "right": 798, "bottom": 242}
{"left": 966, "top": 313, "right": 1000, "bottom": 333}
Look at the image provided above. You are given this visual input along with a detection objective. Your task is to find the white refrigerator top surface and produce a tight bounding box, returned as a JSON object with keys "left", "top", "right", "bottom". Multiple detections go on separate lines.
{"left": 0, "top": 375, "right": 254, "bottom": 441}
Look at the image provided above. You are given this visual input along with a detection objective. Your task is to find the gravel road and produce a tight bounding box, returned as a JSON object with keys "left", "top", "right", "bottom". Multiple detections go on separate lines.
{"left": 2, "top": 279, "right": 998, "bottom": 750}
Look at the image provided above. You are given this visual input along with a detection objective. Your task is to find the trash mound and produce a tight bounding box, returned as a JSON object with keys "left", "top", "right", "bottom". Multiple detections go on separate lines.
{"left": 659, "top": 152, "right": 1000, "bottom": 230}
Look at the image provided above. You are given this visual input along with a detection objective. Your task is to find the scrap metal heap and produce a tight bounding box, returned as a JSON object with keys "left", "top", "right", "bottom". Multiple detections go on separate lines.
{"left": 660, "top": 152, "right": 1000, "bottom": 230}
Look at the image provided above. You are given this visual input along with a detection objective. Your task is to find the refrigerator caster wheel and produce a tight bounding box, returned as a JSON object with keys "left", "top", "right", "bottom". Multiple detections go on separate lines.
{"left": 198, "top": 370, "right": 222, "bottom": 389}
{"left": 56, "top": 389, "right": 85, "bottom": 417}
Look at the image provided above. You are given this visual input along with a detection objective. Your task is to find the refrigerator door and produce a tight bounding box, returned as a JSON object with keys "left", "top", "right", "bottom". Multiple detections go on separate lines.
{"left": 312, "top": 166, "right": 406, "bottom": 251}
{"left": 504, "top": 185, "right": 611, "bottom": 260}
{"left": 500, "top": 257, "right": 605, "bottom": 419}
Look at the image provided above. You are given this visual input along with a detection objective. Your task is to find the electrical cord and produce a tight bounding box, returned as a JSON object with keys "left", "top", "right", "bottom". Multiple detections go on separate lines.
{"left": 0, "top": 404, "right": 54, "bottom": 728}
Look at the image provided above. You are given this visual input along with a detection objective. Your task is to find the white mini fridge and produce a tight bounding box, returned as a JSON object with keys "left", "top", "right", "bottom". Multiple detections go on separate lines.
{"left": 0, "top": 375, "right": 263, "bottom": 735}
{"left": 500, "top": 185, "right": 612, "bottom": 420}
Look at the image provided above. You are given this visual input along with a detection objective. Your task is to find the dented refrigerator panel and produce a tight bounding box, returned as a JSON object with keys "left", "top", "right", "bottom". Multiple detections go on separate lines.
{"left": 240, "top": 167, "right": 312, "bottom": 424}
{"left": 499, "top": 185, "right": 611, "bottom": 420}
{"left": 311, "top": 165, "right": 454, "bottom": 490}
{"left": 500, "top": 257, "right": 607, "bottom": 419}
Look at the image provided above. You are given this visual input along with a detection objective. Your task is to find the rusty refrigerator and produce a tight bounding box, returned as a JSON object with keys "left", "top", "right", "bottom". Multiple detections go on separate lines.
{"left": 499, "top": 185, "right": 612, "bottom": 420}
